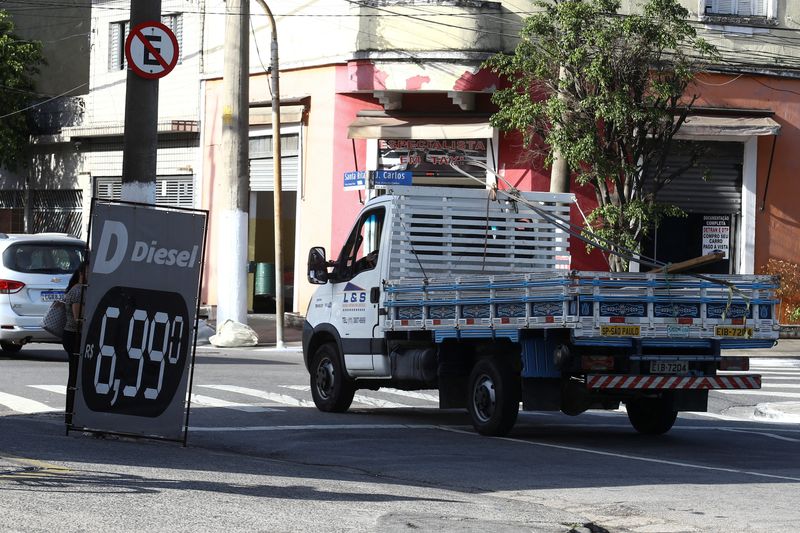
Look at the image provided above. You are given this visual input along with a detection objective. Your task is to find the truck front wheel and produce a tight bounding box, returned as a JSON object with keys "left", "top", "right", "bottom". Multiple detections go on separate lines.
{"left": 467, "top": 357, "right": 520, "bottom": 436}
{"left": 310, "top": 342, "right": 356, "bottom": 413}
{"left": 626, "top": 398, "right": 678, "bottom": 435}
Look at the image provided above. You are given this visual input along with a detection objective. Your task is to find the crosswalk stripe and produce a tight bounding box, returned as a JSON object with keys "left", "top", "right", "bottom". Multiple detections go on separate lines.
{"left": 197, "top": 384, "right": 316, "bottom": 408}
{"left": 381, "top": 388, "right": 439, "bottom": 403}
{"left": 280, "top": 385, "right": 413, "bottom": 409}
{"left": 715, "top": 390, "right": 800, "bottom": 399}
{"left": 29, "top": 385, "right": 66, "bottom": 395}
{"left": 0, "top": 392, "right": 58, "bottom": 414}
{"left": 191, "top": 394, "right": 284, "bottom": 412}
{"left": 761, "top": 383, "right": 800, "bottom": 389}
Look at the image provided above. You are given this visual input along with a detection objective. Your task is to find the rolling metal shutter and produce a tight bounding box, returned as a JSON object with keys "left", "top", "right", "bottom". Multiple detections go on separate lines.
{"left": 646, "top": 141, "right": 742, "bottom": 214}
{"left": 249, "top": 134, "right": 299, "bottom": 192}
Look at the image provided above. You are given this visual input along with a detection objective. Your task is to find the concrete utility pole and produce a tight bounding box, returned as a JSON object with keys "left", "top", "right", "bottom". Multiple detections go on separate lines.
{"left": 216, "top": 0, "right": 250, "bottom": 328}
{"left": 121, "top": 0, "right": 160, "bottom": 204}
{"left": 550, "top": 66, "right": 570, "bottom": 194}
{"left": 254, "top": 0, "right": 284, "bottom": 348}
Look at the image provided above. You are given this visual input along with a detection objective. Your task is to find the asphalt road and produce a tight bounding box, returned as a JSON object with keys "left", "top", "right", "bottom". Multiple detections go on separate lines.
{"left": 1, "top": 341, "right": 799, "bottom": 532}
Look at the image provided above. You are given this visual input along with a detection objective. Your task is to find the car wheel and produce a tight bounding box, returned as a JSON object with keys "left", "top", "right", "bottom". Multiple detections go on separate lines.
{"left": 467, "top": 357, "right": 520, "bottom": 436}
{"left": 310, "top": 342, "right": 355, "bottom": 413}
{"left": 626, "top": 397, "right": 678, "bottom": 435}
{"left": 0, "top": 341, "right": 23, "bottom": 354}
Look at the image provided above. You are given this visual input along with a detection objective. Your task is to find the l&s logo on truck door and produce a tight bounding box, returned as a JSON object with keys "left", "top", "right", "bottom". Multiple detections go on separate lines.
{"left": 343, "top": 282, "right": 367, "bottom": 303}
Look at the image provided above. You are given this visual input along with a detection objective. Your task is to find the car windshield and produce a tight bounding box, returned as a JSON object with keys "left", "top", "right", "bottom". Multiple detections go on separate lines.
{"left": 2, "top": 243, "right": 85, "bottom": 274}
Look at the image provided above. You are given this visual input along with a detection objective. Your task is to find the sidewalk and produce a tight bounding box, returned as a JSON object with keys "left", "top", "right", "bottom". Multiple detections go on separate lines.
{"left": 202, "top": 313, "right": 303, "bottom": 348}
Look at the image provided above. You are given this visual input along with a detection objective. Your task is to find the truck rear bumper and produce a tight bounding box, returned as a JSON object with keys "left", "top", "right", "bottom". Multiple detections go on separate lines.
{"left": 586, "top": 374, "right": 761, "bottom": 390}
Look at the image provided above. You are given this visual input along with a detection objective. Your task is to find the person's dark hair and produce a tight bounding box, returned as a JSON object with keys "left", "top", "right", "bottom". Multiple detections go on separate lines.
{"left": 66, "top": 260, "right": 87, "bottom": 292}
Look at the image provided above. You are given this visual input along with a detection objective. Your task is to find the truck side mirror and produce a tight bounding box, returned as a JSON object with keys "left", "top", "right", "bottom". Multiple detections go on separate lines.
{"left": 307, "top": 246, "right": 329, "bottom": 284}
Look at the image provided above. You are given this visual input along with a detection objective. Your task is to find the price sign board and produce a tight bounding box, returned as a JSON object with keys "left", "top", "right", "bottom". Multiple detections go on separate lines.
{"left": 72, "top": 201, "right": 207, "bottom": 441}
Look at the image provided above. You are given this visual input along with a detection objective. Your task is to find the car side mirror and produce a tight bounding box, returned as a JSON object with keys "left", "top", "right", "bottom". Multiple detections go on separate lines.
{"left": 307, "top": 246, "right": 329, "bottom": 284}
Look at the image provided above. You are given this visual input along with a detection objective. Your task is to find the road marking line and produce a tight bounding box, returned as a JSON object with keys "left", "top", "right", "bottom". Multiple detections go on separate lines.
{"left": 279, "top": 385, "right": 414, "bottom": 409}
{"left": 29, "top": 385, "right": 66, "bottom": 395}
{"left": 760, "top": 383, "right": 800, "bottom": 389}
{"left": 189, "top": 423, "right": 440, "bottom": 432}
{"left": 0, "top": 454, "right": 71, "bottom": 479}
{"left": 197, "top": 384, "right": 315, "bottom": 407}
{"left": 751, "top": 362, "right": 800, "bottom": 369}
{"left": 719, "top": 427, "right": 800, "bottom": 443}
{"left": 190, "top": 394, "right": 284, "bottom": 412}
{"left": 439, "top": 427, "right": 800, "bottom": 482}
{"left": 0, "top": 392, "right": 58, "bottom": 414}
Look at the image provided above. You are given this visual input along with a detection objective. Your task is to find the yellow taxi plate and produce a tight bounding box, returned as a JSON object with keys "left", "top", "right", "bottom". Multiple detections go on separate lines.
{"left": 601, "top": 325, "right": 640, "bottom": 336}
{"left": 715, "top": 326, "right": 753, "bottom": 338}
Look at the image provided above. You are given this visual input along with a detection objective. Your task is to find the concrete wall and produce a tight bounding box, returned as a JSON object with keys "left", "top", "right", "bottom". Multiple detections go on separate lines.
{"left": 4, "top": 0, "right": 91, "bottom": 96}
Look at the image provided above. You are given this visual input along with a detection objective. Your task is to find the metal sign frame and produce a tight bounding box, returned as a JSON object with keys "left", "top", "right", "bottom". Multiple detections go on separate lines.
{"left": 69, "top": 199, "right": 208, "bottom": 446}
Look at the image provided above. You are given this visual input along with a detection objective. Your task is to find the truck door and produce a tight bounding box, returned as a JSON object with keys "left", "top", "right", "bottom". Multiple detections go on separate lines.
{"left": 330, "top": 207, "right": 386, "bottom": 376}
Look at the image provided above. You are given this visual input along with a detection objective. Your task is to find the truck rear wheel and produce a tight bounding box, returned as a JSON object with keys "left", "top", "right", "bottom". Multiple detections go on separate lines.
{"left": 310, "top": 342, "right": 355, "bottom": 413}
{"left": 467, "top": 357, "right": 520, "bottom": 436}
{"left": 626, "top": 398, "right": 678, "bottom": 435}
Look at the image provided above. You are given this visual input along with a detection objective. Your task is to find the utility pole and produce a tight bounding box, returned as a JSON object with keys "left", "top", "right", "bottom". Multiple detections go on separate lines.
{"left": 216, "top": 0, "right": 249, "bottom": 329}
{"left": 121, "top": 0, "right": 161, "bottom": 204}
{"left": 550, "top": 66, "right": 570, "bottom": 194}
{"left": 254, "top": 0, "right": 284, "bottom": 348}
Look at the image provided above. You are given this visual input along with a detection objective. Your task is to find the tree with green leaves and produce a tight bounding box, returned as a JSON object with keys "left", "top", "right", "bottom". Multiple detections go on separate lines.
{"left": 486, "top": 0, "right": 718, "bottom": 271}
{"left": 0, "top": 9, "right": 44, "bottom": 172}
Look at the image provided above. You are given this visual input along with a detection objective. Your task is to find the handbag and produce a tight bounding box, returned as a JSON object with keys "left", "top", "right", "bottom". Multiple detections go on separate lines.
{"left": 42, "top": 300, "right": 67, "bottom": 338}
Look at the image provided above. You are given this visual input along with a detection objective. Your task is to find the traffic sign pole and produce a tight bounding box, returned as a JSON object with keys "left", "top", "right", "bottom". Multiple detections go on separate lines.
{"left": 121, "top": 2, "right": 161, "bottom": 205}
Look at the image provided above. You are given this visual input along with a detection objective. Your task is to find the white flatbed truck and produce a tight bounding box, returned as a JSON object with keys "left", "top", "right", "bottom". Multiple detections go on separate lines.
{"left": 302, "top": 186, "right": 779, "bottom": 436}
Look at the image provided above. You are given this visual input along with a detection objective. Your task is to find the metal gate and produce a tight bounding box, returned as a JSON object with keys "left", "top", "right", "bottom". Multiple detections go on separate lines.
{"left": 32, "top": 189, "right": 83, "bottom": 236}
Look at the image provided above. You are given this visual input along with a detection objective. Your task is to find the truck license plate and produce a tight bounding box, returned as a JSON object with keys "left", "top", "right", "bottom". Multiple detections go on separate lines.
{"left": 650, "top": 361, "right": 688, "bottom": 374}
{"left": 715, "top": 326, "right": 753, "bottom": 338}
{"left": 41, "top": 290, "right": 65, "bottom": 302}
{"left": 600, "top": 325, "right": 640, "bottom": 336}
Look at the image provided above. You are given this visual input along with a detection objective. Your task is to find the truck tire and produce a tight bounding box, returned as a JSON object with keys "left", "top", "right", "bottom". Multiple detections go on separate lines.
{"left": 626, "top": 398, "right": 678, "bottom": 435}
{"left": 0, "top": 341, "right": 23, "bottom": 354}
{"left": 310, "top": 342, "right": 356, "bottom": 413}
{"left": 467, "top": 357, "right": 520, "bottom": 436}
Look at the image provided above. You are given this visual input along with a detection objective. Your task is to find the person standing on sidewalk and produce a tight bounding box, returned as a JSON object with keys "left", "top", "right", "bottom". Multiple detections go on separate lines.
{"left": 62, "top": 260, "right": 87, "bottom": 426}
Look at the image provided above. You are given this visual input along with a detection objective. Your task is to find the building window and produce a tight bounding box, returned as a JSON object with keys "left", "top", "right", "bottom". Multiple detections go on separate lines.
{"left": 109, "top": 14, "right": 183, "bottom": 71}
{"left": 703, "top": 0, "right": 771, "bottom": 18}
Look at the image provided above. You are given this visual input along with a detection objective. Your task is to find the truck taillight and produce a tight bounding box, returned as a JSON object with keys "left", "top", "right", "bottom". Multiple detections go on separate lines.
{"left": 582, "top": 355, "right": 615, "bottom": 371}
{"left": 720, "top": 357, "right": 749, "bottom": 371}
{"left": 0, "top": 280, "right": 24, "bottom": 293}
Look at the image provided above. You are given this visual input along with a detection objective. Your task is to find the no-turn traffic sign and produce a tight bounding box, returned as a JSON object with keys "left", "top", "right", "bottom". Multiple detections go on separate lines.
{"left": 125, "top": 21, "right": 179, "bottom": 80}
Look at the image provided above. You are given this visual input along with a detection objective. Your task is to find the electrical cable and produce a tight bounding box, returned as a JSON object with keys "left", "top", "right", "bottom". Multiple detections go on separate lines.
{"left": 0, "top": 81, "right": 88, "bottom": 119}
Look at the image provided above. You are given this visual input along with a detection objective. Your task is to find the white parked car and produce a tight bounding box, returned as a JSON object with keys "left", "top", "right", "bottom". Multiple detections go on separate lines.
{"left": 0, "top": 233, "right": 86, "bottom": 354}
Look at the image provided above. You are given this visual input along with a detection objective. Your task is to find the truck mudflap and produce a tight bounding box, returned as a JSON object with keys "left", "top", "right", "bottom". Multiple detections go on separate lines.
{"left": 586, "top": 374, "right": 761, "bottom": 390}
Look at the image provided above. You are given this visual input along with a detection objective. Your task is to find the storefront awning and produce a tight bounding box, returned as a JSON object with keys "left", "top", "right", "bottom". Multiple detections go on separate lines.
{"left": 347, "top": 116, "right": 493, "bottom": 139}
{"left": 679, "top": 116, "right": 780, "bottom": 137}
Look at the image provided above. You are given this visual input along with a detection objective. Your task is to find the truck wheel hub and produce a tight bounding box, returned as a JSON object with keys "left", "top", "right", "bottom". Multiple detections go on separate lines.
{"left": 473, "top": 375, "right": 496, "bottom": 422}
